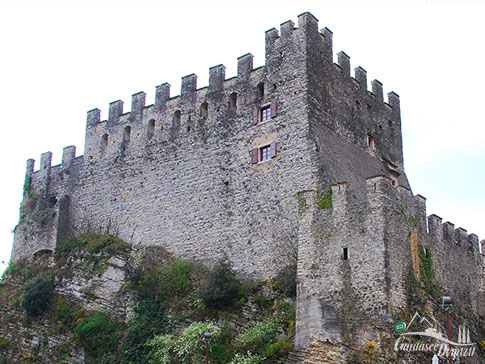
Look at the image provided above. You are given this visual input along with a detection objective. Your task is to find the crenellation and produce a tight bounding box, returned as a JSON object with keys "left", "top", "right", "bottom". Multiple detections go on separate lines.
{"left": 337, "top": 51, "right": 350, "bottom": 78}
{"left": 455, "top": 227, "right": 468, "bottom": 246}
{"left": 155, "top": 82, "right": 171, "bottom": 112}
{"left": 427, "top": 214, "right": 443, "bottom": 238}
{"left": 87, "top": 108, "right": 101, "bottom": 127}
{"left": 209, "top": 64, "right": 225, "bottom": 90}
{"left": 108, "top": 100, "right": 124, "bottom": 122}
{"left": 354, "top": 66, "right": 367, "bottom": 90}
{"left": 237, "top": 53, "right": 253, "bottom": 79}
{"left": 131, "top": 91, "right": 146, "bottom": 119}
{"left": 181, "top": 74, "right": 197, "bottom": 103}
{"left": 468, "top": 233, "right": 479, "bottom": 251}
{"left": 297, "top": 11, "right": 319, "bottom": 35}
{"left": 40, "top": 152, "right": 52, "bottom": 170}
{"left": 264, "top": 28, "right": 279, "bottom": 61}
{"left": 25, "top": 158, "right": 35, "bottom": 180}
{"left": 443, "top": 221, "right": 455, "bottom": 242}
{"left": 280, "top": 19, "right": 295, "bottom": 39}
{"left": 62, "top": 146, "right": 76, "bottom": 167}
{"left": 371, "top": 79, "right": 383, "bottom": 103}
{"left": 320, "top": 27, "right": 333, "bottom": 63}
{"left": 387, "top": 91, "right": 400, "bottom": 114}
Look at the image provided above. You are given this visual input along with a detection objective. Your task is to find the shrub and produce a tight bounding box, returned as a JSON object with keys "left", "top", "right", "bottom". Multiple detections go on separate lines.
{"left": 21, "top": 275, "right": 55, "bottom": 317}
{"left": 54, "top": 296, "right": 83, "bottom": 332}
{"left": 74, "top": 311, "right": 118, "bottom": 359}
{"left": 272, "top": 263, "right": 297, "bottom": 298}
{"left": 229, "top": 352, "right": 265, "bottom": 364}
{"left": 198, "top": 258, "right": 241, "bottom": 309}
{"left": 160, "top": 258, "right": 194, "bottom": 294}
{"left": 119, "top": 295, "right": 167, "bottom": 364}
{"left": 233, "top": 318, "right": 279, "bottom": 354}
{"left": 149, "top": 321, "right": 221, "bottom": 364}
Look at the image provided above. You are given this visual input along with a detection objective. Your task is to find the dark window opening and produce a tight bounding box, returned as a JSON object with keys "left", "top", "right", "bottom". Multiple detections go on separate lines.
{"left": 200, "top": 102, "right": 208, "bottom": 117}
{"left": 343, "top": 247, "right": 349, "bottom": 260}
{"left": 124, "top": 126, "right": 131, "bottom": 143}
{"left": 257, "top": 82, "right": 264, "bottom": 98}
{"left": 101, "top": 133, "right": 109, "bottom": 150}
{"left": 148, "top": 119, "right": 155, "bottom": 135}
{"left": 173, "top": 110, "right": 181, "bottom": 125}
{"left": 229, "top": 93, "right": 237, "bottom": 109}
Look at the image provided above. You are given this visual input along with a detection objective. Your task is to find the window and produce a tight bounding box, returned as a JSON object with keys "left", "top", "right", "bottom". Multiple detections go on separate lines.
{"left": 101, "top": 133, "right": 108, "bottom": 150}
{"left": 251, "top": 142, "right": 277, "bottom": 164}
{"left": 229, "top": 93, "right": 237, "bottom": 109}
{"left": 366, "top": 134, "right": 375, "bottom": 149}
{"left": 261, "top": 145, "right": 271, "bottom": 161}
{"left": 257, "top": 82, "right": 264, "bottom": 98}
{"left": 200, "top": 102, "right": 208, "bottom": 117}
{"left": 123, "top": 126, "right": 131, "bottom": 143}
{"left": 252, "top": 102, "right": 277, "bottom": 124}
{"left": 261, "top": 105, "right": 271, "bottom": 122}
{"left": 173, "top": 110, "right": 181, "bottom": 124}
{"left": 148, "top": 119, "right": 155, "bottom": 135}
{"left": 343, "top": 247, "right": 349, "bottom": 260}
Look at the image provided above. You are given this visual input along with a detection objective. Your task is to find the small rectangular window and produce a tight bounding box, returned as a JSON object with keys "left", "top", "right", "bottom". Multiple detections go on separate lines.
{"left": 251, "top": 142, "right": 277, "bottom": 164}
{"left": 261, "top": 106, "right": 271, "bottom": 122}
{"left": 343, "top": 247, "right": 349, "bottom": 260}
{"left": 261, "top": 145, "right": 271, "bottom": 161}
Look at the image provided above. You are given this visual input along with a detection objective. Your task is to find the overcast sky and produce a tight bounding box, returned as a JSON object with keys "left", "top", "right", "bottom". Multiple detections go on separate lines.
{"left": 1, "top": 0, "right": 484, "bottom": 275}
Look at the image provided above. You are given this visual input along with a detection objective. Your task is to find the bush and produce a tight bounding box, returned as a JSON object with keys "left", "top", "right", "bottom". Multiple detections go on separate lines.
{"left": 119, "top": 295, "right": 166, "bottom": 364}
{"left": 160, "top": 258, "right": 194, "bottom": 294}
{"left": 21, "top": 275, "right": 55, "bottom": 317}
{"left": 272, "top": 263, "right": 297, "bottom": 298}
{"left": 198, "top": 258, "right": 241, "bottom": 309}
{"left": 149, "top": 321, "right": 222, "bottom": 364}
{"left": 75, "top": 311, "right": 118, "bottom": 359}
{"left": 229, "top": 352, "right": 265, "bottom": 364}
{"left": 233, "top": 318, "right": 279, "bottom": 354}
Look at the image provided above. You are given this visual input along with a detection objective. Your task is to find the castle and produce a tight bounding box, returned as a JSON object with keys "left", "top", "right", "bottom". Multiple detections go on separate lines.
{"left": 12, "top": 11, "right": 485, "bottom": 354}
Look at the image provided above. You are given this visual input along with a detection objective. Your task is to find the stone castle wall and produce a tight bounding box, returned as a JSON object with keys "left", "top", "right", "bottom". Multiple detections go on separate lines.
{"left": 11, "top": 11, "right": 485, "bottom": 353}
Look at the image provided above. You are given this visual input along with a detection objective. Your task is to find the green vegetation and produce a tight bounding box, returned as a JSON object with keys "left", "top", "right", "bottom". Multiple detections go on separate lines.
{"left": 0, "top": 235, "right": 297, "bottom": 363}
{"left": 198, "top": 257, "right": 241, "bottom": 309}
{"left": 316, "top": 184, "right": 332, "bottom": 210}
{"left": 21, "top": 275, "right": 55, "bottom": 317}
{"left": 74, "top": 310, "right": 118, "bottom": 360}
{"left": 418, "top": 244, "right": 441, "bottom": 299}
{"left": 295, "top": 192, "right": 308, "bottom": 217}
{"left": 271, "top": 263, "right": 297, "bottom": 298}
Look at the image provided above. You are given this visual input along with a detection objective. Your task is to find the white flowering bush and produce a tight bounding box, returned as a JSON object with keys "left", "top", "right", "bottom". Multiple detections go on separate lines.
{"left": 229, "top": 352, "right": 265, "bottom": 364}
{"left": 148, "top": 321, "right": 221, "bottom": 364}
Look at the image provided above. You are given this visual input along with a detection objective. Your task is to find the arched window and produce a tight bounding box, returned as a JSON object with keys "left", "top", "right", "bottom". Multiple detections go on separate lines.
{"left": 257, "top": 82, "right": 264, "bottom": 98}
{"left": 173, "top": 110, "right": 181, "bottom": 125}
{"left": 101, "top": 133, "right": 109, "bottom": 150}
{"left": 148, "top": 119, "right": 155, "bottom": 136}
{"left": 229, "top": 93, "right": 237, "bottom": 109}
{"left": 124, "top": 126, "right": 131, "bottom": 143}
{"left": 200, "top": 102, "right": 208, "bottom": 117}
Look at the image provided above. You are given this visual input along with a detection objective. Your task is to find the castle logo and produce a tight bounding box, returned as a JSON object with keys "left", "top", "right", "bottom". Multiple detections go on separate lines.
{"left": 394, "top": 312, "right": 477, "bottom": 359}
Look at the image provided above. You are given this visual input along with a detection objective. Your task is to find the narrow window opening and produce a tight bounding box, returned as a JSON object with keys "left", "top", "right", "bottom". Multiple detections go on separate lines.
{"left": 343, "top": 247, "right": 349, "bottom": 260}
{"left": 200, "top": 102, "right": 208, "bottom": 117}
{"left": 229, "top": 93, "right": 237, "bottom": 109}
{"left": 101, "top": 133, "right": 109, "bottom": 150}
{"left": 173, "top": 110, "right": 181, "bottom": 125}
{"left": 257, "top": 82, "right": 264, "bottom": 98}
{"left": 366, "top": 134, "right": 375, "bottom": 149}
{"left": 123, "top": 126, "right": 131, "bottom": 143}
{"left": 148, "top": 119, "right": 155, "bottom": 135}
